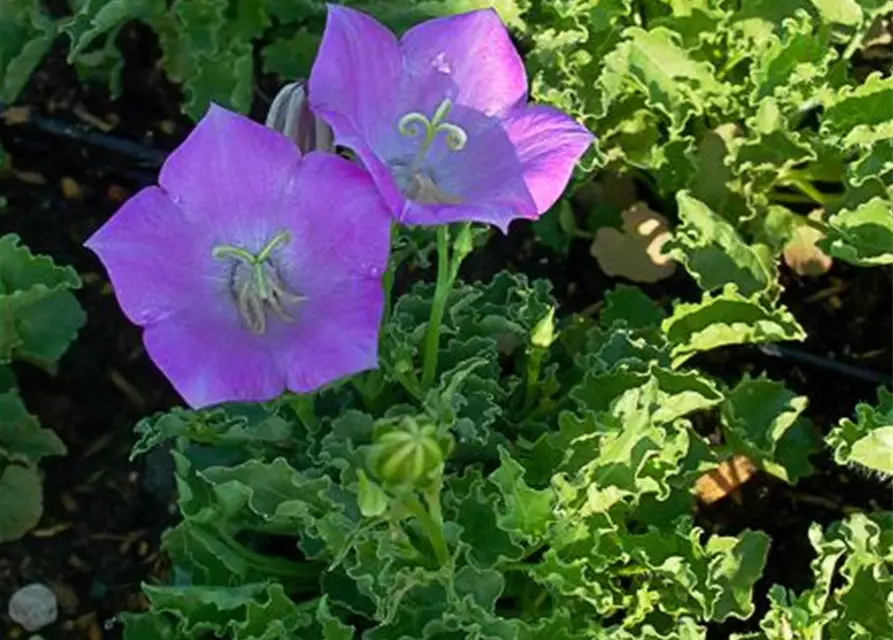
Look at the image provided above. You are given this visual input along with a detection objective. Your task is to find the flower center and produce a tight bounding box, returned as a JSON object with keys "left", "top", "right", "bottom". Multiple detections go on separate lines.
{"left": 395, "top": 98, "right": 467, "bottom": 204}
{"left": 212, "top": 231, "right": 305, "bottom": 335}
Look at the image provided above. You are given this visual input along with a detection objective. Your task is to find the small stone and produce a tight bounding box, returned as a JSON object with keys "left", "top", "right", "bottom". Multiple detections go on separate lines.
{"left": 8, "top": 583, "right": 58, "bottom": 632}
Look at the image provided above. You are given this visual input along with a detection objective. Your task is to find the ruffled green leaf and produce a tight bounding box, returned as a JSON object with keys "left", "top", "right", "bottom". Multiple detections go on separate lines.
{"left": 0, "top": 462, "right": 43, "bottom": 542}
{"left": 827, "top": 387, "right": 893, "bottom": 475}
{"left": 665, "top": 192, "right": 776, "bottom": 298}
{"left": 0, "top": 0, "right": 57, "bottom": 102}
{"left": 0, "top": 390, "right": 66, "bottom": 465}
{"left": 720, "top": 375, "right": 818, "bottom": 482}
{"left": 0, "top": 234, "right": 85, "bottom": 370}
{"left": 820, "top": 197, "right": 893, "bottom": 266}
{"left": 662, "top": 285, "right": 805, "bottom": 366}
{"left": 489, "top": 447, "right": 554, "bottom": 543}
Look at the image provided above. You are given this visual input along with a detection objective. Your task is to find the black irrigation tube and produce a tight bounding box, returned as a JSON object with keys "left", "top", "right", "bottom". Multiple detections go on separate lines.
{"left": 2, "top": 103, "right": 891, "bottom": 390}
{"left": 756, "top": 343, "right": 892, "bottom": 387}
{"left": 0, "top": 100, "right": 164, "bottom": 180}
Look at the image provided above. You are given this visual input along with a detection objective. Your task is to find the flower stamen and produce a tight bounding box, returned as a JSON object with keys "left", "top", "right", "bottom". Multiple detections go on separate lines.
{"left": 398, "top": 98, "right": 468, "bottom": 171}
{"left": 212, "top": 231, "right": 306, "bottom": 334}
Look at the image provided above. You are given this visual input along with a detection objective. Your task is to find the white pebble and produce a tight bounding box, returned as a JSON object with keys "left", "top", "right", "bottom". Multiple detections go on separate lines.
{"left": 8, "top": 583, "right": 58, "bottom": 632}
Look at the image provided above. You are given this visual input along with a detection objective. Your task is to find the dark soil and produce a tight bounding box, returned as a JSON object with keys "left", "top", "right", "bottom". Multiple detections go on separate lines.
{"left": 1, "top": 21, "right": 891, "bottom": 640}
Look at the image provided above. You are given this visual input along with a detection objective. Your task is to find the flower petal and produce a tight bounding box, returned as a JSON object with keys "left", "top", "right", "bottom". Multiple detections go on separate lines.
{"left": 159, "top": 104, "right": 303, "bottom": 247}
{"left": 279, "top": 279, "right": 384, "bottom": 393}
{"left": 84, "top": 186, "right": 222, "bottom": 327}
{"left": 400, "top": 9, "right": 527, "bottom": 117}
{"left": 502, "top": 105, "right": 594, "bottom": 214}
{"left": 273, "top": 151, "right": 393, "bottom": 287}
{"left": 309, "top": 5, "right": 402, "bottom": 149}
{"left": 270, "top": 151, "right": 390, "bottom": 393}
{"left": 396, "top": 105, "right": 536, "bottom": 231}
{"left": 142, "top": 310, "right": 285, "bottom": 408}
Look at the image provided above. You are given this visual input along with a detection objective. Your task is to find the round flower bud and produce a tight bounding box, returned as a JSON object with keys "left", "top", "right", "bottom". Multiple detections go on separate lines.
{"left": 367, "top": 416, "right": 452, "bottom": 487}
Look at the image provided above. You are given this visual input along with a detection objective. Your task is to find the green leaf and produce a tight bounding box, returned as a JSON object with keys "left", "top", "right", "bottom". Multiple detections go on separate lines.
{"left": 62, "top": 0, "right": 165, "bottom": 60}
{"left": 827, "top": 387, "right": 893, "bottom": 475}
{"left": 820, "top": 197, "right": 893, "bottom": 266}
{"left": 143, "top": 582, "right": 314, "bottom": 637}
{"left": 182, "top": 44, "right": 254, "bottom": 119}
{"left": 356, "top": 470, "right": 388, "bottom": 518}
{"left": 120, "top": 610, "right": 178, "bottom": 639}
{"left": 314, "top": 596, "right": 354, "bottom": 640}
{"left": 748, "top": 11, "right": 837, "bottom": 109}
{"left": 749, "top": 512, "right": 893, "bottom": 638}
{"left": 0, "top": 462, "right": 43, "bottom": 542}
{"left": 608, "top": 26, "right": 731, "bottom": 133}
{"left": 665, "top": 192, "right": 776, "bottom": 299}
{"left": 489, "top": 447, "right": 553, "bottom": 543}
{"left": 261, "top": 29, "right": 320, "bottom": 79}
{"left": 0, "top": 1, "right": 56, "bottom": 103}
{"left": 662, "top": 285, "right": 806, "bottom": 367}
{"left": 720, "top": 375, "right": 817, "bottom": 483}
{"left": 131, "top": 405, "right": 293, "bottom": 459}
{"left": 571, "top": 364, "right": 723, "bottom": 425}
{"left": 600, "top": 284, "right": 665, "bottom": 330}
{"left": 448, "top": 469, "right": 524, "bottom": 570}
{"left": 0, "top": 391, "right": 66, "bottom": 464}
{"left": 624, "top": 518, "right": 770, "bottom": 622}
{"left": 0, "top": 234, "right": 86, "bottom": 369}
{"left": 822, "top": 72, "right": 893, "bottom": 137}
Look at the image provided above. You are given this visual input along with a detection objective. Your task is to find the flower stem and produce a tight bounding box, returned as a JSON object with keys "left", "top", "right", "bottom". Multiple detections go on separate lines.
{"left": 214, "top": 525, "right": 321, "bottom": 585}
{"left": 401, "top": 493, "right": 449, "bottom": 567}
{"left": 382, "top": 223, "right": 400, "bottom": 322}
{"left": 421, "top": 226, "right": 453, "bottom": 390}
{"left": 779, "top": 172, "right": 829, "bottom": 206}
{"left": 522, "top": 349, "right": 545, "bottom": 414}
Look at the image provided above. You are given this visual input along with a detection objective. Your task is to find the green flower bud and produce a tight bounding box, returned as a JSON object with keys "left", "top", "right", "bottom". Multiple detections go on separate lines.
{"left": 367, "top": 416, "right": 452, "bottom": 488}
{"left": 531, "top": 306, "right": 557, "bottom": 349}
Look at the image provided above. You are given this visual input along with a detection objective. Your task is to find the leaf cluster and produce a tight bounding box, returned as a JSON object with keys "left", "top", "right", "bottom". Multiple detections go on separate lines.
{"left": 119, "top": 262, "right": 879, "bottom": 638}
{"left": 0, "top": 234, "right": 83, "bottom": 541}
{"left": 525, "top": 0, "right": 893, "bottom": 268}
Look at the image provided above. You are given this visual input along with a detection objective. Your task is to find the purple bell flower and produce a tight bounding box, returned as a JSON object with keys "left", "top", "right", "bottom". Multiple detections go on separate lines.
{"left": 85, "top": 105, "right": 392, "bottom": 408}
{"left": 308, "top": 4, "right": 594, "bottom": 232}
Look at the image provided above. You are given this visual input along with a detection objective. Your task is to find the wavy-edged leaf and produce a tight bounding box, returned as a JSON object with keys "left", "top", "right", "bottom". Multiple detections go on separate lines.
{"left": 489, "top": 447, "right": 553, "bottom": 543}
{"left": 827, "top": 387, "right": 893, "bottom": 475}
{"left": 571, "top": 363, "right": 723, "bottom": 425}
{"left": 0, "top": 1, "right": 57, "bottom": 103}
{"left": 0, "top": 234, "right": 85, "bottom": 369}
{"left": 819, "top": 197, "right": 893, "bottom": 266}
{"left": 720, "top": 375, "right": 818, "bottom": 482}
{"left": 600, "top": 284, "right": 666, "bottom": 331}
{"left": 822, "top": 72, "right": 893, "bottom": 138}
{"left": 0, "top": 462, "right": 43, "bottom": 542}
{"left": 665, "top": 192, "right": 776, "bottom": 298}
{"left": 0, "top": 391, "right": 66, "bottom": 464}
{"left": 662, "top": 285, "right": 805, "bottom": 367}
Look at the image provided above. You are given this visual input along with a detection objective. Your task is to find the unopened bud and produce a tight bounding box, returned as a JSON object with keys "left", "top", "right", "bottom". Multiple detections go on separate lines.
{"left": 265, "top": 81, "right": 334, "bottom": 154}
{"left": 367, "top": 416, "right": 452, "bottom": 488}
{"left": 531, "top": 306, "right": 557, "bottom": 349}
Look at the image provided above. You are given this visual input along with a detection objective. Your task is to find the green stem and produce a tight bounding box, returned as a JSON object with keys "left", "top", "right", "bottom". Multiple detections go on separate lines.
{"left": 522, "top": 349, "right": 545, "bottom": 413}
{"left": 401, "top": 494, "right": 450, "bottom": 567}
{"left": 421, "top": 226, "right": 453, "bottom": 390}
{"left": 382, "top": 223, "right": 400, "bottom": 322}
{"left": 780, "top": 173, "right": 829, "bottom": 206}
{"left": 214, "top": 526, "right": 321, "bottom": 583}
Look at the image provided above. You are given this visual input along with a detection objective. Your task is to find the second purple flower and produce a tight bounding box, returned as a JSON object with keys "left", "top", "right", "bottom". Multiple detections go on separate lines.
{"left": 309, "top": 5, "right": 594, "bottom": 232}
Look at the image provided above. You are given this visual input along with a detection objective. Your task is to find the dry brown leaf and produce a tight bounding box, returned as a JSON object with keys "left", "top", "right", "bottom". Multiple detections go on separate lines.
{"left": 783, "top": 211, "right": 832, "bottom": 277}
{"left": 694, "top": 455, "right": 757, "bottom": 505}
{"left": 590, "top": 202, "right": 676, "bottom": 283}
